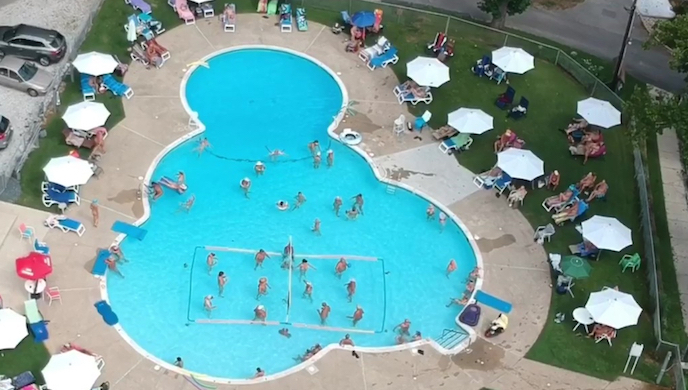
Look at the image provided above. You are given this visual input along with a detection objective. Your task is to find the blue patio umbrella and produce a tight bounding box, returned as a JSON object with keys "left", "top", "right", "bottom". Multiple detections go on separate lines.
{"left": 351, "top": 11, "right": 377, "bottom": 28}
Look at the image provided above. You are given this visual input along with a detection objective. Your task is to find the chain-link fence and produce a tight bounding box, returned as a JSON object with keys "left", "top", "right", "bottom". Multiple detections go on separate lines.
{"left": 301, "top": 0, "right": 683, "bottom": 387}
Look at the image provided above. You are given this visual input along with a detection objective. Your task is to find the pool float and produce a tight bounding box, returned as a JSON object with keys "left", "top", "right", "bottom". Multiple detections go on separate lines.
{"left": 276, "top": 201, "right": 289, "bottom": 211}
{"left": 339, "top": 128, "right": 362, "bottom": 146}
{"left": 240, "top": 178, "right": 251, "bottom": 189}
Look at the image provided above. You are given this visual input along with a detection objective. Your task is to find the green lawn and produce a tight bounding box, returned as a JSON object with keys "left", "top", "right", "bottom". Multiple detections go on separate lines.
{"left": 14, "top": 0, "right": 679, "bottom": 384}
{"left": 0, "top": 333, "right": 50, "bottom": 384}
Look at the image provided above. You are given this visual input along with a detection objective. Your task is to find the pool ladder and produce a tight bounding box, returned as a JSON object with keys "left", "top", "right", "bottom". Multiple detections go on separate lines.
{"left": 436, "top": 328, "right": 469, "bottom": 350}
{"left": 386, "top": 185, "right": 396, "bottom": 195}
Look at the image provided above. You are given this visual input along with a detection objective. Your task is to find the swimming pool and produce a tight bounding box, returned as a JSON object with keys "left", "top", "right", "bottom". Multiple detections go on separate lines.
{"left": 106, "top": 47, "right": 479, "bottom": 381}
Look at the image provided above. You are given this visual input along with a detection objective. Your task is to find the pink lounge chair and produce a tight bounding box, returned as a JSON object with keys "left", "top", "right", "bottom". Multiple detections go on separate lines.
{"left": 175, "top": 0, "right": 196, "bottom": 24}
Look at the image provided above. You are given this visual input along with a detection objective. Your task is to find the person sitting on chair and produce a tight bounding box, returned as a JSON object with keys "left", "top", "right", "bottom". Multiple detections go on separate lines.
{"left": 552, "top": 200, "right": 585, "bottom": 225}
{"left": 546, "top": 170, "right": 560, "bottom": 191}
{"left": 586, "top": 180, "right": 608, "bottom": 202}
{"left": 577, "top": 172, "right": 596, "bottom": 192}
{"left": 493, "top": 129, "right": 516, "bottom": 153}
{"left": 564, "top": 118, "right": 589, "bottom": 135}
{"left": 507, "top": 186, "right": 527, "bottom": 208}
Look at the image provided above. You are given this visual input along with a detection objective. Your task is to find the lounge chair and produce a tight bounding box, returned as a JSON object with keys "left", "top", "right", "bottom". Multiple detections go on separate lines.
{"left": 45, "top": 215, "right": 86, "bottom": 236}
{"left": 439, "top": 133, "right": 472, "bottom": 154}
{"left": 397, "top": 86, "right": 432, "bottom": 105}
{"left": 138, "top": 12, "right": 166, "bottom": 36}
{"left": 124, "top": 14, "right": 154, "bottom": 41}
{"left": 280, "top": 3, "right": 292, "bottom": 33}
{"left": 533, "top": 223, "right": 555, "bottom": 244}
{"left": 222, "top": 4, "right": 237, "bottom": 32}
{"left": 367, "top": 46, "right": 399, "bottom": 70}
{"left": 34, "top": 238, "right": 50, "bottom": 255}
{"left": 41, "top": 181, "right": 79, "bottom": 194}
{"left": 267, "top": 0, "right": 279, "bottom": 15}
{"left": 473, "top": 167, "right": 501, "bottom": 188}
{"left": 432, "top": 125, "right": 458, "bottom": 140}
{"left": 24, "top": 299, "right": 49, "bottom": 342}
{"left": 542, "top": 185, "right": 579, "bottom": 212}
{"left": 130, "top": 42, "right": 150, "bottom": 66}
{"left": 569, "top": 242, "right": 599, "bottom": 259}
{"left": 490, "top": 67, "right": 507, "bottom": 84}
{"left": 341, "top": 10, "right": 352, "bottom": 25}
{"left": 553, "top": 200, "right": 588, "bottom": 225}
{"left": 359, "top": 36, "right": 390, "bottom": 63}
{"left": 507, "top": 97, "right": 529, "bottom": 120}
{"left": 495, "top": 86, "right": 515, "bottom": 109}
{"left": 296, "top": 7, "right": 308, "bottom": 31}
{"left": 175, "top": 0, "right": 196, "bottom": 24}
{"left": 427, "top": 32, "right": 447, "bottom": 53}
{"left": 125, "top": 0, "right": 152, "bottom": 14}
{"left": 42, "top": 188, "right": 81, "bottom": 208}
{"left": 257, "top": 0, "right": 268, "bottom": 12}
{"left": 141, "top": 39, "right": 171, "bottom": 66}
{"left": 414, "top": 111, "right": 432, "bottom": 131}
{"left": 80, "top": 74, "right": 95, "bottom": 101}
{"left": 102, "top": 74, "right": 134, "bottom": 99}
{"left": 494, "top": 173, "right": 512, "bottom": 195}
{"left": 470, "top": 55, "right": 491, "bottom": 76}
{"left": 437, "top": 39, "right": 455, "bottom": 62}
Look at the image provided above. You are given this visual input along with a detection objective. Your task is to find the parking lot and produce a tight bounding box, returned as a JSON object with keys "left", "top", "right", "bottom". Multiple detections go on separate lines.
{"left": 0, "top": 0, "right": 101, "bottom": 199}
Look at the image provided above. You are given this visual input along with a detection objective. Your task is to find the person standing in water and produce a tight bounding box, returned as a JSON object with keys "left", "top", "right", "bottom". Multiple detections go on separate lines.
{"left": 204, "top": 295, "right": 216, "bottom": 318}
{"left": 313, "top": 152, "right": 321, "bottom": 169}
{"left": 439, "top": 212, "right": 447, "bottom": 232}
{"left": 299, "top": 259, "right": 316, "bottom": 281}
{"left": 218, "top": 271, "right": 227, "bottom": 297}
{"left": 256, "top": 277, "right": 271, "bottom": 299}
{"left": 351, "top": 194, "right": 364, "bottom": 215}
{"left": 308, "top": 140, "right": 321, "bottom": 155}
{"left": 312, "top": 218, "right": 321, "bottom": 236}
{"left": 240, "top": 178, "right": 251, "bottom": 198}
{"left": 318, "top": 302, "right": 331, "bottom": 325}
{"left": 349, "top": 305, "right": 364, "bottom": 327}
{"left": 303, "top": 281, "right": 313, "bottom": 302}
{"left": 194, "top": 138, "right": 211, "bottom": 156}
{"left": 339, "top": 334, "right": 354, "bottom": 347}
{"left": 446, "top": 259, "right": 457, "bottom": 278}
{"left": 333, "top": 196, "right": 343, "bottom": 216}
{"left": 345, "top": 278, "right": 357, "bottom": 302}
{"left": 426, "top": 204, "right": 435, "bottom": 220}
{"left": 207, "top": 253, "right": 217, "bottom": 275}
{"left": 327, "top": 149, "right": 334, "bottom": 167}
{"left": 254, "top": 249, "right": 270, "bottom": 270}
{"left": 90, "top": 199, "right": 100, "bottom": 227}
{"left": 334, "top": 257, "right": 349, "bottom": 279}
{"left": 254, "top": 161, "right": 266, "bottom": 176}
{"left": 253, "top": 305, "right": 268, "bottom": 323}
{"left": 394, "top": 319, "right": 412, "bottom": 336}
{"left": 293, "top": 192, "right": 307, "bottom": 209}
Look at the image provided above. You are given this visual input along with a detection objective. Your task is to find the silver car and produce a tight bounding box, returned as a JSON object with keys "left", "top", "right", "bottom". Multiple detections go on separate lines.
{"left": 0, "top": 56, "right": 53, "bottom": 96}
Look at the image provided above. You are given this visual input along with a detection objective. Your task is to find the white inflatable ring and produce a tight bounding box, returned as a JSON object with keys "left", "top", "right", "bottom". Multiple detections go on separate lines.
{"left": 276, "top": 201, "right": 289, "bottom": 211}
{"left": 339, "top": 128, "right": 362, "bottom": 146}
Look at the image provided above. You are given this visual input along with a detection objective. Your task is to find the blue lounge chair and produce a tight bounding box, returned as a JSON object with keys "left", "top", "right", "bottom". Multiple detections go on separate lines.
{"left": 138, "top": 12, "right": 165, "bottom": 35}
{"left": 92, "top": 249, "right": 111, "bottom": 277}
{"left": 125, "top": 14, "right": 154, "bottom": 41}
{"left": 494, "top": 173, "right": 512, "bottom": 195}
{"left": 34, "top": 239, "right": 50, "bottom": 255}
{"left": 280, "top": 3, "right": 292, "bottom": 32}
{"left": 25, "top": 299, "right": 49, "bottom": 342}
{"left": 42, "top": 188, "right": 81, "bottom": 208}
{"left": 45, "top": 216, "right": 86, "bottom": 236}
{"left": 341, "top": 10, "right": 352, "bottom": 25}
{"left": 80, "top": 74, "right": 95, "bottom": 101}
{"left": 102, "top": 74, "right": 134, "bottom": 99}
{"left": 367, "top": 46, "right": 399, "bottom": 70}
{"left": 296, "top": 8, "right": 308, "bottom": 31}
{"left": 41, "top": 181, "right": 79, "bottom": 193}
{"left": 508, "top": 97, "right": 529, "bottom": 120}
{"left": 495, "top": 86, "right": 515, "bottom": 109}
{"left": 397, "top": 88, "right": 433, "bottom": 105}
{"left": 439, "top": 133, "right": 473, "bottom": 154}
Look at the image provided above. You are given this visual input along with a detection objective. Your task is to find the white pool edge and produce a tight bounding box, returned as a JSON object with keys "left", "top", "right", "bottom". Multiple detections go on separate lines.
{"left": 99, "top": 45, "right": 484, "bottom": 385}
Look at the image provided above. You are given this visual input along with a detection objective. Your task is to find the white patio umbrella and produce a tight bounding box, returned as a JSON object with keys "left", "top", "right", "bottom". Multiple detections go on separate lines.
{"left": 62, "top": 102, "right": 110, "bottom": 131}
{"left": 43, "top": 156, "right": 94, "bottom": 187}
{"left": 577, "top": 98, "right": 621, "bottom": 128}
{"left": 42, "top": 350, "right": 102, "bottom": 390}
{"left": 497, "top": 148, "right": 544, "bottom": 181}
{"left": 447, "top": 108, "right": 494, "bottom": 135}
{"left": 585, "top": 288, "right": 642, "bottom": 329}
{"left": 491, "top": 47, "right": 535, "bottom": 74}
{"left": 581, "top": 215, "right": 633, "bottom": 252}
{"left": 406, "top": 56, "right": 450, "bottom": 88}
{"left": 72, "top": 52, "right": 119, "bottom": 76}
{"left": 0, "top": 308, "right": 28, "bottom": 350}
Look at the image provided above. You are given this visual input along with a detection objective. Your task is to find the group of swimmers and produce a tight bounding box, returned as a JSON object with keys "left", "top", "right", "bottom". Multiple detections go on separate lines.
{"left": 444, "top": 265, "right": 480, "bottom": 308}
{"left": 105, "top": 245, "right": 128, "bottom": 278}
{"left": 425, "top": 203, "right": 448, "bottom": 232}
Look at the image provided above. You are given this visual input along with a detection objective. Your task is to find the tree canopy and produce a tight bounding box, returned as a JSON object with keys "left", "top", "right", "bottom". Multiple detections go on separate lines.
{"left": 478, "top": 0, "right": 532, "bottom": 29}
{"left": 646, "top": 14, "right": 688, "bottom": 78}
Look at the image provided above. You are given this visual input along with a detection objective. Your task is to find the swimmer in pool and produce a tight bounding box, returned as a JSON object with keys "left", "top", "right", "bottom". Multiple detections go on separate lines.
{"left": 253, "top": 305, "right": 267, "bottom": 323}
{"left": 283, "top": 242, "right": 294, "bottom": 260}
{"left": 466, "top": 281, "right": 475, "bottom": 293}
{"left": 177, "top": 171, "right": 186, "bottom": 186}
{"left": 345, "top": 278, "right": 356, "bottom": 302}
{"left": 254, "top": 249, "right": 270, "bottom": 270}
{"left": 106, "top": 256, "right": 124, "bottom": 278}
{"left": 327, "top": 149, "right": 334, "bottom": 167}
{"left": 204, "top": 295, "right": 216, "bottom": 318}
{"left": 308, "top": 140, "right": 321, "bottom": 155}
{"left": 446, "top": 259, "right": 457, "bottom": 278}
{"left": 439, "top": 212, "right": 447, "bottom": 232}
{"left": 253, "top": 367, "right": 265, "bottom": 378}
{"left": 240, "top": 178, "right": 251, "bottom": 198}
{"left": 254, "top": 161, "right": 266, "bottom": 176}
{"left": 394, "top": 319, "right": 411, "bottom": 336}
{"left": 396, "top": 334, "right": 407, "bottom": 344}
{"left": 299, "top": 259, "right": 316, "bottom": 281}
{"left": 446, "top": 294, "right": 469, "bottom": 307}
{"left": 217, "top": 271, "right": 227, "bottom": 297}
{"left": 312, "top": 218, "right": 321, "bottom": 235}
{"left": 268, "top": 148, "right": 286, "bottom": 161}
{"left": 411, "top": 331, "right": 422, "bottom": 341}
{"left": 150, "top": 181, "right": 163, "bottom": 200}
{"left": 256, "top": 277, "right": 271, "bottom": 299}
{"left": 352, "top": 194, "right": 365, "bottom": 214}
{"left": 194, "top": 138, "right": 211, "bottom": 156}
{"left": 179, "top": 194, "right": 195, "bottom": 213}
{"left": 346, "top": 206, "right": 358, "bottom": 220}
{"left": 110, "top": 245, "right": 127, "bottom": 263}
{"left": 318, "top": 302, "right": 331, "bottom": 324}
{"left": 339, "top": 334, "right": 355, "bottom": 347}
{"left": 293, "top": 192, "right": 306, "bottom": 209}
{"left": 334, "top": 257, "right": 349, "bottom": 279}
{"left": 313, "top": 152, "right": 321, "bottom": 169}
{"left": 349, "top": 305, "right": 364, "bottom": 327}
{"left": 333, "top": 196, "right": 343, "bottom": 217}
{"left": 426, "top": 204, "right": 435, "bottom": 220}
{"left": 303, "top": 281, "right": 313, "bottom": 302}
{"left": 206, "top": 253, "right": 217, "bottom": 275}
{"left": 279, "top": 328, "right": 292, "bottom": 338}
{"left": 469, "top": 266, "right": 481, "bottom": 280}
{"left": 276, "top": 200, "right": 289, "bottom": 211}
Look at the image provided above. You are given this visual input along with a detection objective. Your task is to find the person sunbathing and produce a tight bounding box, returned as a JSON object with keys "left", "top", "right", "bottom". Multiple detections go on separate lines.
{"left": 564, "top": 118, "right": 589, "bottom": 135}
{"left": 477, "top": 167, "right": 503, "bottom": 188}
{"left": 546, "top": 170, "right": 560, "bottom": 191}
{"left": 145, "top": 45, "right": 163, "bottom": 68}
{"left": 222, "top": 5, "right": 235, "bottom": 22}
{"left": 494, "top": 129, "right": 516, "bottom": 153}
{"left": 577, "top": 172, "right": 596, "bottom": 192}
{"left": 61, "top": 343, "right": 97, "bottom": 356}
{"left": 586, "top": 180, "right": 608, "bottom": 202}
{"left": 544, "top": 185, "right": 576, "bottom": 207}
{"left": 575, "top": 239, "right": 599, "bottom": 257}
{"left": 588, "top": 323, "right": 615, "bottom": 339}
{"left": 582, "top": 129, "right": 603, "bottom": 144}
{"left": 507, "top": 186, "right": 527, "bottom": 208}
{"left": 582, "top": 142, "right": 604, "bottom": 165}
{"left": 89, "top": 76, "right": 106, "bottom": 94}
{"left": 552, "top": 200, "right": 587, "bottom": 225}
{"left": 409, "top": 85, "right": 428, "bottom": 98}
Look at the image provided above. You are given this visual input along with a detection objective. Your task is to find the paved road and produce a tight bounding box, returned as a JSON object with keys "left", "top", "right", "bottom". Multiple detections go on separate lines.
{"left": 404, "top": 0, "right": 686, "bottom": 92}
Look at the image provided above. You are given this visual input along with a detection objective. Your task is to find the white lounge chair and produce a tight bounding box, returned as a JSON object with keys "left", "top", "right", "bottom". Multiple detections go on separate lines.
{"left": 358, "top": 36, "right": 389, "bottom": 63}
{"left": 44, "top": 215, "right": 86, "bottom": 237}
{"left": 397, "top": 87, "right": 432, "bottom": 105}
{"left": 222, "top": 3, "right": 236, "bottom": 32}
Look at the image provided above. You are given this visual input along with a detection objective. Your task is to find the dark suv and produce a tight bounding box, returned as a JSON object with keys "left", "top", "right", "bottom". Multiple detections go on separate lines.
{"left": 0, "top": 115, "right": 12, "bottom": 149}
{"left": 0, "top": 24, "right": 67, "bottom": 66}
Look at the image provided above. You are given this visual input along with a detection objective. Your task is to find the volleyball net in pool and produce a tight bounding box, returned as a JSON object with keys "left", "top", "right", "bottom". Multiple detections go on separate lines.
{"left": 186, "top": 241, "right": 387, "bottom": 334}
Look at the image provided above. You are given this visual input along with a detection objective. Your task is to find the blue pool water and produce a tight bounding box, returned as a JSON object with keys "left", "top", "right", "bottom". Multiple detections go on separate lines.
{"left": 107, "top": 48, "right": 477, "bottom": 379}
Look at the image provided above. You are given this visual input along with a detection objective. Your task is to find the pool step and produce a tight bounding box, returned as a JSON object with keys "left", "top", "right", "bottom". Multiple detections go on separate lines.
{"left": 386, "top": 185, "right": 396, "bottom": 195}
{"left": 436, "top": 328, "right": 469, "bottom": 350}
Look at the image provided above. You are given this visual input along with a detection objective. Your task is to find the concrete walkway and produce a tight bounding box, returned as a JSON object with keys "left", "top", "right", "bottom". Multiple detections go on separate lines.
{"left": 656, "top": 129, "right": 688, "bottom": 333}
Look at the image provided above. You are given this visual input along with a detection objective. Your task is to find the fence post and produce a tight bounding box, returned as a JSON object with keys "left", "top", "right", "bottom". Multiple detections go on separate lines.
{"left": 348, "top": 0, "right": 352, "bottom": 14}
{"left": 555, "top": 50, "right": 560, "bottom": 66}
{"left": 444, "top": 16, "right": 450, "bottom": 35}
{"left": 656, "top": 351, "right": 671, "bottom": 384}
{"left": 503, "top": 34, "right": 508, "bottom": 47}
{"left": 591, "top": 80, "right": 597, "bottom": 97}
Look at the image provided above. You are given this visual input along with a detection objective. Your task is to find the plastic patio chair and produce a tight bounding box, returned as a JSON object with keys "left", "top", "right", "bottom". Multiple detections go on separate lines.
{"left": 18, "top": 223, "right": 34, "bottom": 241}
{"left": 533, "top": 223, "right": 555, "bottom": 244}
{"left": 619, "top": 253, "right": 641, "bottom": 272}
{"left": 44, "top": 287, "right": 62, "bottom": 306}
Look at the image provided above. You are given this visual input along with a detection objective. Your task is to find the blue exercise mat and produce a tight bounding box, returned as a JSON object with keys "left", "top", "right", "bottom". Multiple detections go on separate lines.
{"left": 475, "top": 290, "right": 512, "bottom": 314}
{"left": 92, "top": 249, "right": 110, "bottom": 277}
{"left": 112, "top": 221, "right": 147, "bottom": 240}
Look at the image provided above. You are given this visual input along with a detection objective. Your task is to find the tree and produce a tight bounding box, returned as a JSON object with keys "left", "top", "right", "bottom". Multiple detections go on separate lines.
{"left": 478, "top": 0, "right": 532, "bottom": 29}
{"left": 646, "top": 14, "right": 688, "bottom": 79}
{"left": 623, "top": 85, "right": 687, "bottom": 145}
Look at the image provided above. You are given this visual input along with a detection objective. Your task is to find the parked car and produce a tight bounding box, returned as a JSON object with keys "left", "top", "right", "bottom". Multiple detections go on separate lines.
{"left": 0, "top": 56, "right": 53, "bottom": 96}
{"left": 0, "top": 24, "right": 67, "bottom": 66}
{"left": 0, "top": 115, "right": 12, "bottom": 149}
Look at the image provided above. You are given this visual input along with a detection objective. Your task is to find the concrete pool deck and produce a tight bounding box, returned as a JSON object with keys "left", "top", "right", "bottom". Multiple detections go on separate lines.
{"left": 0, "top": 15, "right": 650, "bottom": 390}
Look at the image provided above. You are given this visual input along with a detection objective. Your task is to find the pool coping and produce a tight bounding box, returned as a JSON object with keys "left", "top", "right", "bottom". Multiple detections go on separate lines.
{"left": 99, "top": 45, "right": 483, "bottom": 385}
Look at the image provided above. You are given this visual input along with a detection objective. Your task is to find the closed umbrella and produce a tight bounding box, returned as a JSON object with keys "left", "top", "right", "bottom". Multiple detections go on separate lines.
{"left": 581, "top": 215, "right": 632, "bottom": 252}
{"left": 43, "top": 156, "right": 94, "bottom": 188}
{"left": 406, "top": 56, "right": 450, "bottom": 88}
{"left": 0, "top": 309, "right": 28, "bottom": 350}
{"left": 72, "top": 52, "right": 118, "bottom": 77}
{"left": 447, "top": 108, "right": 493, "bottom": 135}
{"left": 126, "top": 18, "right": 137, "bottom": 42}
{"left": 496, "top": 148, "right": 544, "bottom": 181}
{"left": 62, "top": 102, "right": 110, "bottom": 131}
{"left": 491, "top": 47, "right": 535, "bottom": 74}
{"left": 561, "top": 256, "right": 592, "bottom": 279}
{"left": 585, "top": 288, "right": 642, "bottom": 329}
{"left": 576, "top": 98, "right": 621, "bottom": 128}
{"left": 42, "top": 350, "right": 102, "bottom": 390}
{"left": 15, "top": 252, "right": 53, "bottom": 280}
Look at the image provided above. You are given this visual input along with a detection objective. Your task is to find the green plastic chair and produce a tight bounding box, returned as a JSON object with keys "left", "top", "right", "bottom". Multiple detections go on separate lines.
{"left": 619, "top": 253, "right": 641, "bottom": 273}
